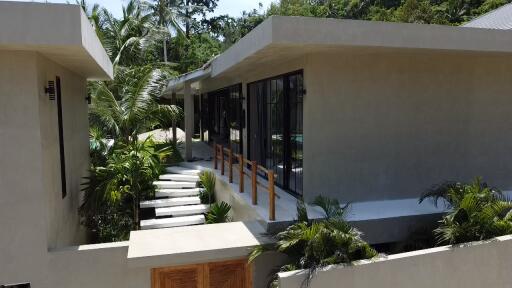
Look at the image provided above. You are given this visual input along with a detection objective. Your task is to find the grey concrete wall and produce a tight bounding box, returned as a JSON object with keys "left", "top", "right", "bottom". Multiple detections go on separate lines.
{"left": 36, "top": 54, "right": 89, "bottom": 249}
{"left": 279, "top": 235, "right": 512, "bottom": 288}
{"left": 0, "top": 50, "right": 89, "bottom": 285}
{"left": 0, "top": 50, "right": 50, "bottom": 286}
{"left": 304, "top": 51, "right": 512, "bottom": 203}
{"left": 198, "top": 49, "right": 512, "bottom": 205}
{"left": 0, "top": 1, "right": 113, "bottom": 79}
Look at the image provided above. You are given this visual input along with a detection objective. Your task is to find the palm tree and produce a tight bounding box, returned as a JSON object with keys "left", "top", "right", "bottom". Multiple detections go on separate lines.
{"left": 89, "top": 65, "right": 182, "bottom": 143}
{"left": 420, "top": 178, "right": 512, "bottom": 245}
{"left": 100, "top": 0, "right": 164, "bottom": 66}
{"left": 250, "top": 196, "right": 377, "bottom": 287}
{"left": 144, "top": 0, "right": 184, "bottom": 63}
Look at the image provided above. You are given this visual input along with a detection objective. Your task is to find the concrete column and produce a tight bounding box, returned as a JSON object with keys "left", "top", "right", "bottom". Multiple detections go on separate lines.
{"left": 184, "top": 81, "right": 193, "bottom": 161}
{"left": 171, "top": 92, "right": 177, "bottom": 144}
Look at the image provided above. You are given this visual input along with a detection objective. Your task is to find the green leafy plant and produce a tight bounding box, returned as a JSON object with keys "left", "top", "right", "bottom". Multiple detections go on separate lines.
{"left": 81, "top": 137, "right": 169, "bottom": 241}
{"left": 420, "top": 177, "right": 512, "bottom": 245}
{"left": 250, "top": 196, "right": 376, "bottom": 287}
{"left": 206, "top": 201, "right": 232, "bottom": 224}
{"left": 88, "top": 65, "right": 182, "bottom": 143}
{"left": 199, "top": 170, "right": 216, "bottom": 204}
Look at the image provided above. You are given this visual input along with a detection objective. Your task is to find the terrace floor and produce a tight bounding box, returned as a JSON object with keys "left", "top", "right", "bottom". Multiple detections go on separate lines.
{"left": 178, "top": 140, "right": 325, "bottom": 233}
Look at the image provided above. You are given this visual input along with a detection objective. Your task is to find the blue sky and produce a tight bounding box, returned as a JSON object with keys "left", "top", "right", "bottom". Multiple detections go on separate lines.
{"left": 6, "top": 0, "right": 275, "bottom": 17}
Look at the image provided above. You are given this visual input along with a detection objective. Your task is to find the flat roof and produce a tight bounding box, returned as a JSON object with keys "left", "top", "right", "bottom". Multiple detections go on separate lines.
{"left": 166, "top": 16, "right": 512, "bottom": 92}
{"left": 127, "top": 221, "right": 271, "bottom": 267}
{"left": 0, "top": 1, "right": 113, "bottom": 80}
{"left": 463, "top": 3, "right": 512, "bottom": 29}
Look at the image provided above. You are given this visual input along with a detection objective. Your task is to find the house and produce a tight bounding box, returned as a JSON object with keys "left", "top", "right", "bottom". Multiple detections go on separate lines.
{"left": 463, "top": 3, "right": 512, "bottom": 29}
{"left": 0, "top": 1, "right": 113, "bottom": 285}
{"left": 3, "top": 1, "right": 512, "bottom": 287}
{"left": 0, "top": 3, "right": 276, "bottom": 288}
{"left": 165, "top": 15, "right": 512, "bottom": 243}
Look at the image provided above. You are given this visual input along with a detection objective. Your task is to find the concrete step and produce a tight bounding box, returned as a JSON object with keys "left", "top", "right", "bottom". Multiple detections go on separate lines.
{"left": 153, "top": 181, "right": 196, "bottom": 189}
{"left": 140, "top": 215, "right": 205, "bottom": 230}
{"left": 156, "top": 188, "right": 202, "bottom": 198}
{"left": 140, "top": 197, "right": 201, "bottom": 208}
{"left": 166, "top": 166, "right": 202, "bottom": 175}
{"left": 155, "top": 204, "right": 210, "bottom": 217}
{"left": 159, "top": 174, "right": 199, "bottom": 182}
{"left": 179, "top": 162, "right": 208, "bottom": 171}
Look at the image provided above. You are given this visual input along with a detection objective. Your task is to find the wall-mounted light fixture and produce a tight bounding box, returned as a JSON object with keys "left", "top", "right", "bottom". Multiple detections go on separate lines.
{"left": 45, "top": 81, "right": 56, "bottom": 101}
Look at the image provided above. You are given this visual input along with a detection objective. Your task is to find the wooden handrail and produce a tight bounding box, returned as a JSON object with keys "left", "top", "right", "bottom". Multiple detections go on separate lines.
{"left": 238, "top": 154, "right": 244, "bottom": 193}
{"left": 268, "top": 170, "right": 275, "bottom": 221}
{"left": 213, "top": 144, "right": 277, "bottom": 221}
{"left": 228, "top": 149, "right": 233, "bottom": 183}
{"left": 220, "top": 147, "right": 224, "bottom": 175}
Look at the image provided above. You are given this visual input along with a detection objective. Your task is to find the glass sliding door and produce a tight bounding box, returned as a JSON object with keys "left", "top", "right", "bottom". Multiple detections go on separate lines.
{"left": 204, "top": 84, "right": 243, "bottom": 154}
{"left": 248, "top": 70, "right": 304, "bottom": 197}
{"left": 229, "top": 84, "right": 243, "bottom": 155}
{"left": 288, "top": 74, "right": 304, "bottom": 195}
{"left": 265, "top": 78, "right": 285, "bottom": 188}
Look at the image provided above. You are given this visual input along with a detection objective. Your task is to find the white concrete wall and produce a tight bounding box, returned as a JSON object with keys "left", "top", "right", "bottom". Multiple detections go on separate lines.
{"left": 279, "top": 235, "right": 512, "bottom": 288}
{"left": 0, "top": 50, "right": 89, "bottom": 285}
{"left": 304, "top": 51, "right": 512, "bottom": 203}
{"left": 45, "top": 240, "right": 284, "bottom": 288}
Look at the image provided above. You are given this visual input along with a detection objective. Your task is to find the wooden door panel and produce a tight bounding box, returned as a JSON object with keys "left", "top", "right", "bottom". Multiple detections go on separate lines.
{"left": 152, "top": 265, "right": 203, "bottom": 288}
{"left": 152, "top": 259, "right": 251, "bottom": 288}
{"left": 207, "top": 260, "right": 251, "bottom": 288}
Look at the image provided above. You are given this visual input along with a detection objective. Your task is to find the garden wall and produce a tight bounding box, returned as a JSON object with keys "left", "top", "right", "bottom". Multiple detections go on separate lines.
{"left": 279, "top": 235, "right": 512, "bottom": 288}
{"left": 42, "top": 222, "right": 286, "bottom": 288}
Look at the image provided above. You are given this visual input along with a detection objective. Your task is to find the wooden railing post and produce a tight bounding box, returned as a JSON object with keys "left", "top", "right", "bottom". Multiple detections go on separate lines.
{"left": 238, "top": 154, "right": 244, "bottom": 193}
{"left": 268, "top": 170, "right": 276, "bottom": 221}
{"left": 228, "top": 149, "right": 233, "bottom": 183}
{"left": 251, "top": 161, "right": 257, "bottom": 205}
{"left": 220, "top": 147, "right": 225, "bottom": 175}
{"left": 213, "top": 143, "right": 218, "bottom": 170}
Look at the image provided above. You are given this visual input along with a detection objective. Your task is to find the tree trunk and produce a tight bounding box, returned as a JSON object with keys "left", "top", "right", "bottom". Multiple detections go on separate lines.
{"left": 163, "top": 37, "right": 168, "bottom": 63}
{"left": 133, "top": 197, "right": 140, "bottom": 230}
{"left": 185, "top": 0, "right": 190, "bottom": 38}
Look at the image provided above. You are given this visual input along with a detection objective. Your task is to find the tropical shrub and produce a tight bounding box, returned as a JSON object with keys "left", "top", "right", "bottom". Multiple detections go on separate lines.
{"left": 199, "top": 170, "right": 216, "bottom": 204}
{"left": 80, "top": 137, "right": 169, "bottom": 242}
{"left": 250, "top": 196, "right": 377, "bottom": 287}
{"left": 88, "top": 65, "right": 182, "bottom": 143}
{"left": 155, "top": 140, "right": 184, "bottom": 164}
{"left": 206, "top": 201, "right": 232, "bottom": 224}
{"left": 420, "top": 177, "right": 512, "bottom": 245}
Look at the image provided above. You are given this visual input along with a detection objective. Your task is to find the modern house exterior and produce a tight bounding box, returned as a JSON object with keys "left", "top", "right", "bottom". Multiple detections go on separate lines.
{"left": 0, "top": 3, "right": 277, "bottom": 288}
{"left": 4, "top": 1, "right": 512, "bottom": 287}
{"left": 0, "top": 1, "right": 113, "bottom": 285}
{"left": 165, "top": 15, "right": 512, "bottom": 242}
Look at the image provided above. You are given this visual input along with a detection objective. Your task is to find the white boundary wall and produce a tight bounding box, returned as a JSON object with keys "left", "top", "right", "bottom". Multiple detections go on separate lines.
{"left": 279, "top": 235, "right": 512, "bottom": 288}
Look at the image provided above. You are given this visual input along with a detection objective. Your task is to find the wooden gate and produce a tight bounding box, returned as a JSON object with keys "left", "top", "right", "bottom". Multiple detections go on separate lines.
{"left": 151, "top": 259, "right": 252, "bottom": 288}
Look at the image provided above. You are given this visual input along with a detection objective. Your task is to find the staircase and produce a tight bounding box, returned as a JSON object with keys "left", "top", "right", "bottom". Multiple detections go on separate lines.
{"left": 140, "top": 165, "right": 209, "bottom": 230}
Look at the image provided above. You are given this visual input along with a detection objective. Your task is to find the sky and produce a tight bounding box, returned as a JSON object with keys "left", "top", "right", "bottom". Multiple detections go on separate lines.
{"left": 5, "top": 0, "right": 275, "bottom": 18}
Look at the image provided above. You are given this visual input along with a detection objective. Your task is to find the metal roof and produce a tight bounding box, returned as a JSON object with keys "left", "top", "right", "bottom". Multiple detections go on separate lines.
{"left": 463, "top": 3, "right": 512, "bottom": 29}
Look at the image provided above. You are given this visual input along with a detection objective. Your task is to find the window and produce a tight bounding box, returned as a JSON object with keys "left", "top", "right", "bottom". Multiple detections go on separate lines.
{"left": 247, "top": 71, "right": 304, "bottom": 197}
{"left": 56, "top": 77, "right": 67, "bottom": 199}
{"left": 204, "top": 84, "right": 243, "bottom": 155}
